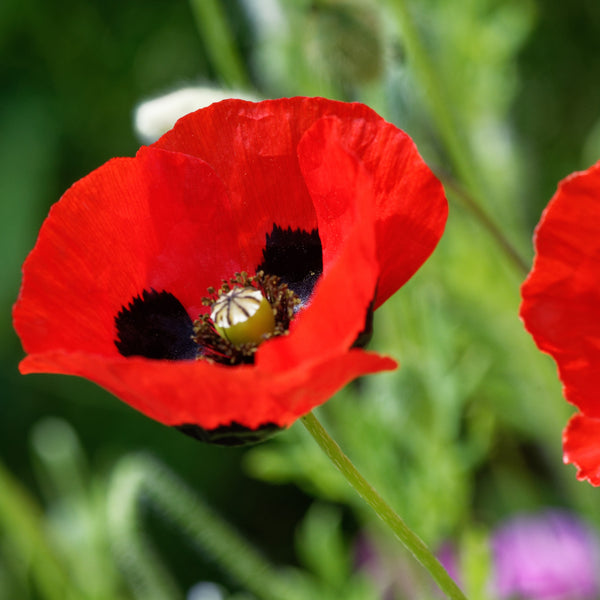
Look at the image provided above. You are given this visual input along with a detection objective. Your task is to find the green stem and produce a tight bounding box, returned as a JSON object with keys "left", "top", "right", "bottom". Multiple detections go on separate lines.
{"left": 438, "top": 172, "right": 530, "bottom": 276}
{"left": 107, "top": 453, "right": 301, "bottom": 600}
{"left": 385, "top": 0, "right": 481, "bottom": 199}
{"left": 301, "top": 412, "right": 468, "bottom": 600}
{"left": 385, "top": 0, "right": 529, "bottom": 276}
{"left": 189, "top": 0, "right": 251, "bottom": 89}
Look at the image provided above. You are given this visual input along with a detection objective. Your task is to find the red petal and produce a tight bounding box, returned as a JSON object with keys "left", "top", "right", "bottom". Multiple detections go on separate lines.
{"left": 153, "top": 98, "right": 325, "bottom": 255}
{"left": 521, "top": 160, "right": 600, "bottom": 418}
{"left": 257, "top": 116, "right": 379, "bottom": 371}
{"left": 155, "top": 98, "right": 447, "bottom": 308}
{"left": 302, "top": 111, "right": 447, "bottom": 308}
{"left": 14, "top": 147, "right": 247, "bottom": 358}
{"left": 19, "top": 349, "right": 395, "bottom": 429}
{"left": 563, "top": 413, "right": 600, "bottom": 486}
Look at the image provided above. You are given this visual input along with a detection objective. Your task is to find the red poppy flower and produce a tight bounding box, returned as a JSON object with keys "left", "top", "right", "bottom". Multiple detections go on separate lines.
{"left": 521, "top": 160, "right": 600, "bottom": 483}
{"left": 13, "top": 97, "right": 447, "bottom": 445}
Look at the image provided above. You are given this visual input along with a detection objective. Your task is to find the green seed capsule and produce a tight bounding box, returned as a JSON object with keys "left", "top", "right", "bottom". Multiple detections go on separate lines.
{"left": 210, "top": 287, "right": 276, "bottom": 347}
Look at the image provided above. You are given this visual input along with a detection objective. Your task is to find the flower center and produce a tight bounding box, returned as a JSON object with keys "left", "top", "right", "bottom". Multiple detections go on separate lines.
{"left": 210, "top": 287, "right": 275, "bottom": 346}
{"left": 193, "top": 271, "right": 299, "bottom": 365}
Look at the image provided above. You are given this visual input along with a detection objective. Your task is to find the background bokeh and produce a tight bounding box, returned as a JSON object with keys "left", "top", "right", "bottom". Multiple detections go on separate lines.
{"left": 3, "top": 1, "right": 600, "bottom": 599}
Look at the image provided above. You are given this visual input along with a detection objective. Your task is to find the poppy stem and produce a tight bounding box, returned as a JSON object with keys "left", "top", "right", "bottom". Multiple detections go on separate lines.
{"left": 107, "top": 453, "right": 303, "bottom": 600}
{"left": 188, "top": 0, "right": 251, "bottom": 89}
{"left": 439, "top": 171, "right": 530, "bottom": 276}
{"left": 301, "top": 411, "right": 469, "bottom": 600}
{"left": 383, "top": 0, "right": 482, "bottom": 201}
{"left": 384, "top": 0, "right": 529, "bottom": 277}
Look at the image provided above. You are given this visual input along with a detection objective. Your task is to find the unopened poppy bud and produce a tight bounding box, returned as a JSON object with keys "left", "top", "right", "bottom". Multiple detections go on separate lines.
{"left": 210, "top": 287, "right": 276, "bottom": 347}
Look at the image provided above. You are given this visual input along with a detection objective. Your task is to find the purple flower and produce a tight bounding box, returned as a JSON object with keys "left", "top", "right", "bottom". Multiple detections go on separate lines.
{"left": 357, "top": 510, "right": 600, "bottom": 600}
{"left": 491, "top": 510, "right": 600, "bottom": 600}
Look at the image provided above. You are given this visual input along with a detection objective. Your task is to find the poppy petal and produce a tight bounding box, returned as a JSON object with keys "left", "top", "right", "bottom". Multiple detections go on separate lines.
{"left": 153, "top": 98, "right": 324, "bottom": 261}
{"left": 563, "top": 413, "right": 600, "bottom": 486}
{"left": 301, "top": 111, "right": 448, "bottom": 308}
{"left": 19, "top": 348, "right": 395, "bottom": 429}
{"left": 14, "top": 147, "right": 246, "bottom": 359}
{"left": 257, "top": 116, "right": 379, "bottom": 372}
{"left": 521, "top": 160, "right": 600, "bottom": 484}
{"left": 155, "top": 98, "right": 447, "bottom": 308}
{"left": 521, "top": 161, "right": 600, "bottom": 418}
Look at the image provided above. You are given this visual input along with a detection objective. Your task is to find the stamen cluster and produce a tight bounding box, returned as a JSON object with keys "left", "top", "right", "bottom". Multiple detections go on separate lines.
{"left": 193, "top": 271, "right": 299, "bottom": 365}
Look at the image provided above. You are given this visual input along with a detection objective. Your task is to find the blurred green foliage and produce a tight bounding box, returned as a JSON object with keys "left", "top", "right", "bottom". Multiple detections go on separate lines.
{"left": 2, "top": 0, "right": 600, "bottom": 599}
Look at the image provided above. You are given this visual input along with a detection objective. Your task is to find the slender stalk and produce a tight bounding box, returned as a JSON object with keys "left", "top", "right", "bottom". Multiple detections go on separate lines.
{"left": 189, "top": 0, "right": 250, "bottom": 89}
{"left": 301, "top": 412, "right": 468, "bottom": 600}
{"left": 438, "top": 171, "right": 530, "bottom": 276}
{"left": 384, "top": 0, "right": 529, "bottom": 276}
{"left": 385, "top": 0, "right": 481, "bottom": 200}
{"left": 107, "top": 453, "right": 302, "bottom": 600}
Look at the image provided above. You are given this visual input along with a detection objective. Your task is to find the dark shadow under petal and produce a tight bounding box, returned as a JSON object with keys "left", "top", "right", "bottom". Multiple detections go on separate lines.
{"left": 115, "top": 289, "right": 197, "bottom": 360}
{"left": 175, "top": 422, "right": 282, "bottom": 446}
{"left": 352, "top": 299, "right": 374, "bottom": 348}
{"left": 257, "top": 224, "right": 323, "bottom": 303}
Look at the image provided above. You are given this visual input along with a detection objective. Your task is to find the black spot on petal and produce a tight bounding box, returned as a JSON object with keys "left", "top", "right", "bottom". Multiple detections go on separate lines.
{"left": 352, "top": 299, "right": 374, "bottom": 349}
{"left": 257, "top": 225, "right": 323, "bottom": 303}
{"left": 115, "top": 289, "right": 197, "bottom": 360}
{"left": 175, "top": 422, "right": 282, "bottom": 446}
